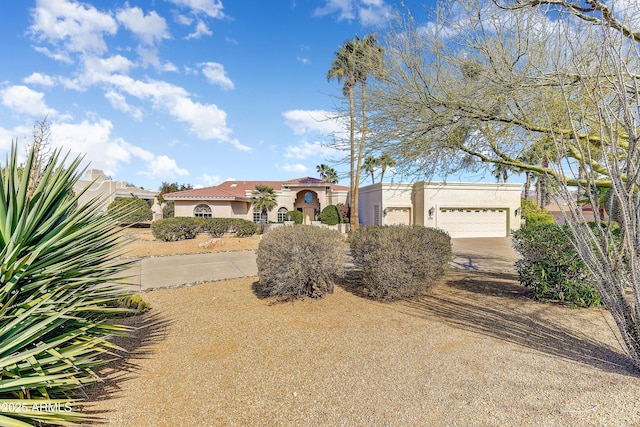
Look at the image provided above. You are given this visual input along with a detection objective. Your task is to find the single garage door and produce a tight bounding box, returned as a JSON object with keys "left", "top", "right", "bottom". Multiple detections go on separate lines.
{"left": 385, "top": 207, "right": 411, "bottom": 225}
{"left": 437, "top": 208, "right": 507, "bottom": 238}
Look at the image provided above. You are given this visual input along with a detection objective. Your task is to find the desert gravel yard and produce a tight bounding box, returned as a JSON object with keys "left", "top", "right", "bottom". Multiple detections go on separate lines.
{"left": 87, "top": 265, "right": 640, "bottom": 426}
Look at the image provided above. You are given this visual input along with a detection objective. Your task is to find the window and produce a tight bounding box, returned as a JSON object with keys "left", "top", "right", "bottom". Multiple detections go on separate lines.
{"left": 304, "top": 191, "right": 313, "bottom": 203}
{"left": 253, "top": 208, "right": 263, "bottom": 224}
{"left": 277, "top": 207, "right": 288, "bottom": 222}
{"left": 194, "top": 204, "right": 212, "bottom": 218}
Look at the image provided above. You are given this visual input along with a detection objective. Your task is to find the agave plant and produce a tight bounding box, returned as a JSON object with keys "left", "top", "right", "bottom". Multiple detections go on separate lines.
{"left": 0, "top": 143, "right": 134, "bottom": 426}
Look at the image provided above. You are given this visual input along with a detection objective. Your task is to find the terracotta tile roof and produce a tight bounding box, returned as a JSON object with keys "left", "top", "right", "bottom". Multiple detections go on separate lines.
{"left": 163, "top": 177, "right": 348, "bottom": 200}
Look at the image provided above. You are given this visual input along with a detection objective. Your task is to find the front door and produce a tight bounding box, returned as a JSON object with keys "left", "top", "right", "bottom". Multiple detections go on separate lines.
{"left": 303, "top": 207, "right": 315, "bottom": 224}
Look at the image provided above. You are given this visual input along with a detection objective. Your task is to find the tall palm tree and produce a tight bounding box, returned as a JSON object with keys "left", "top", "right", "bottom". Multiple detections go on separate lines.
{"left": 327, "top": 33, "right": 384, "bottom": 232}
{"left": 251, "top": 185, "right": 278, "bottom": 226}
{"left": 377, "top": 152, "right": 396, "bottom": 183}
{"left": 316, "top": 164, "right": 330, "bottom": 181}
{"left": 363, "top": 155, "right": 377, "bottom": 184}
{"left": 326, "top": 167, "right": 340, "bottom": 184}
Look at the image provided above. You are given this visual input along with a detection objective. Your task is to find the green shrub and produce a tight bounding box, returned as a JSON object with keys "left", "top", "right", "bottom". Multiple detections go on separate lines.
{"left": 286, "top": 210, "right": 303, "bottom": 224}
{"left": 525, "top": 212, "right": 556, "bottom": 227}
{"left": 108, "top": 197, "right": 153, "bottom": 224}
{"left": 512, "top": 223, "right": 601, "bottom": 307}
{"left": 520, "top": 198, "right": 545, "bottom": 218}
{"left": 230, "top": 218, "right": 258, "bottom": 237}
{"left": 319, "top": 204, "right": 341, "bottom": 225}
{"left": 257, "top": 225, "right": 344, "bottom": 299}
{"left": 0, "top": 143, "right": 133, "bottom": 425}
{"left": 113, "top": 294, "right": 151, "bottom": 315}
{"left": 350, "top": 225, "right": 452, "bottom": 300}
{"left": 151, "top": 217, "right": 202, "bottom": 241}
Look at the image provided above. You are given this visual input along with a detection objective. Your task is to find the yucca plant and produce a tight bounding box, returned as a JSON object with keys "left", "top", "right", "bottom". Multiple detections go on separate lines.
{"left": 0, "top": 142, "right": 135, "bottom": 426}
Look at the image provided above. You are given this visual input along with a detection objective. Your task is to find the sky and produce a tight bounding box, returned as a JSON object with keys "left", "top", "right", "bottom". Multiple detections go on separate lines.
{"left": 0, "top": 0, "right": 449, "bottom": 191}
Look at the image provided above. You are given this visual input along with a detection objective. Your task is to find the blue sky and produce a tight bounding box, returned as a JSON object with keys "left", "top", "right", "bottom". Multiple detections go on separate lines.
{"left": 0, "top": 0, "right": 445, "bottom": 191}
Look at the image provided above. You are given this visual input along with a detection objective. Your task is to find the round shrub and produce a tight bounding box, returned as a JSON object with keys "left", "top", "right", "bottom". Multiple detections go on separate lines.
{"left": 257, "top": 225, "right": 344, "bottom": 299}
{"left": 108, "top": 197, "right": 152, "bottom": 224}
{"left": 350, "top": 225, "right": 451, "bottom": 300}
{"left": 511, "top": 223, "right": 601, "bottom": 307}
{"left": 319, "top": 204, "right": 341, "bottom": 225}
{"left": 151, "top": 217, "right": 202, "bottom": 241}
{"left": 286, "top": 210, "right": 303, "bottom": 224}
{"left": 525, "top": 212, "right": 555, "bottom": 227}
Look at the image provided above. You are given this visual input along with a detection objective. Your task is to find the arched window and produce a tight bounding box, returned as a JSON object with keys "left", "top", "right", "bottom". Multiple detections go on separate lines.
{"left": 304, "top": 191, "right": 314, "bottom": 203}
{"left": 253, "top": 207, "right": 263, "bottom": 223}
{"left": 194, "top": 204, "right": 212, "bottom": 218}
{"left": 277, "top": 207, "right": 288, "bottom": 222}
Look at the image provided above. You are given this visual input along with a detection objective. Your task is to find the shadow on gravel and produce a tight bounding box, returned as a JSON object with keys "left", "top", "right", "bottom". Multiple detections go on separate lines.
{"left": 401, "top": 271, "right": 639, "bottom": 377}
{"left": 84, "top": 311, "right": 174, "bottom": 421}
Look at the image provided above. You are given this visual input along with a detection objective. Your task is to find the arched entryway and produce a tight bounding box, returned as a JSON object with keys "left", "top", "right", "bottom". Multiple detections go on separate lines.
{"left": 294, "top": 190, "right": 320, "bottom": 224}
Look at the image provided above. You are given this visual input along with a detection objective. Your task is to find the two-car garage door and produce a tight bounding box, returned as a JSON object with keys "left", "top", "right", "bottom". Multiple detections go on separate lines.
{"left": 437, "top": 208, "right": 508, "bottom": 238}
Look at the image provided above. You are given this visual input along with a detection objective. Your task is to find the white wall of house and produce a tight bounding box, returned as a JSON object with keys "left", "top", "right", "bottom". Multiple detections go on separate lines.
{"left": 73, "top": 169, "right": 158, "bottom": 212}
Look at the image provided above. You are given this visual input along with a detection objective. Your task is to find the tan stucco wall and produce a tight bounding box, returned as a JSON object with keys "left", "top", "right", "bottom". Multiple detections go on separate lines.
{"left": 359, "top": 181, "right": 522, "bottom": 234}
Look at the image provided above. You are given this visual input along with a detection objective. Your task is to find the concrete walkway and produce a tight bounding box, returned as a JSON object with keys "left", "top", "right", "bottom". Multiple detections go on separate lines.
{"left": 125, "top": 250, "right": 257, "bottom": 291}
{"left": 126, "top": 238, "right": 520, "bottom": 291}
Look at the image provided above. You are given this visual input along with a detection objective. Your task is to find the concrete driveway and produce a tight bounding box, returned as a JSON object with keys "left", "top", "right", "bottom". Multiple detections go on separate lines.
{"left": 126, "top": 237, "right": 519, "bottom": 291}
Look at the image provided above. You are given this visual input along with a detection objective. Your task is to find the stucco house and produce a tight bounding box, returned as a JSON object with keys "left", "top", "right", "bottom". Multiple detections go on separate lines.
{"left": 163, "top": 177, "right": 350, "bottom": 225}
{"left": 73, "top": 169, "right": 159, "bottom": 213}
{"left": 358, "top": 182, "right": 523, "bottom": 238}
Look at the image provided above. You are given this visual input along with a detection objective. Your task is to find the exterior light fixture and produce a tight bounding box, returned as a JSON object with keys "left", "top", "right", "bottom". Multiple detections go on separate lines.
{"left": 428, "top": 207, "right": 435, "bottom": 217}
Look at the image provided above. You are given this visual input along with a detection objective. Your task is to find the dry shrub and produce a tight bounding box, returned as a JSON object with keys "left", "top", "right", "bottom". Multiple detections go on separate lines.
{"left": 257, "top": 225, "right": 345, "bottom": 299}
{"left": 350, "top": 225, "right": 452, "bottom": 300}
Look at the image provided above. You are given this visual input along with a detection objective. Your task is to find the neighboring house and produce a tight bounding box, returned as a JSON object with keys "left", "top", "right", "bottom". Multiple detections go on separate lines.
{"left": 359, "top": 182, "right": 522, "bottom": 238}
{"left": 73, "top": 169, "right": 159, "bottom": 212}
{"left": 545, "top": 201, "right": 599, "bottom": 225}
{"left": 163, "top": 177, "right": 349, "bottom": 225}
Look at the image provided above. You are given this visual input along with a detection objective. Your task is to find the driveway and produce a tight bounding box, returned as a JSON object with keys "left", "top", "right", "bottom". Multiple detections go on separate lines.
{"left": 126, "top": 238, "right": 519, "bottom": 291}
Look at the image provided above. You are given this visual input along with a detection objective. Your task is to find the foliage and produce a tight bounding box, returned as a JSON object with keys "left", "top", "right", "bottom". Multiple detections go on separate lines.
{"left": 251, "top": 185, "right": 277, "bottom": 226}
{"left": 152, "top": 217, "right": 257, "bottom": 241}
{"left": 335, "top": 203, "right": 350, "bottom": 222}
{"left": 151, "top": 217, "right": 203, "bottom": 241}
{"left": 108, "top": 197, "right": 152, "bottom": 224}
{"left": 286, "top": 210, "right": 303, "bottom": 224}
{"left": 525, "top": 212, "right": 556, "bottom": 227}
{"left": 327, "top": 33, "right": 385, "bottom": 232}
{"left": 0, "top": 142, "right": 133, "bottom": 426}
{"left": 319, "top": 204, "right": 342, "bottom": 225}
{"left": 520, "top": 198, "right": 545, "bottom": 218}
{"left": 113, "top": 294, "right": 151, "bottom": 315}
{"left": 316, "top": 164, "right": 339, "bottom": 183}
{"left": 257, "top": 225, "right": 345, "bottom": 299}
{"left": 350, "top": 225, "right": 452, "bottom": 300}
{"left": 512, "top": 224, "right": 601, "bottom": 308}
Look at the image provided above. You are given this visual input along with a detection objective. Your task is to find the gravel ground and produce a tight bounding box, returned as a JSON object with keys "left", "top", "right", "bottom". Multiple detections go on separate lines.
{"left": 86, "top": 269, "right": 640, "bottom": 426}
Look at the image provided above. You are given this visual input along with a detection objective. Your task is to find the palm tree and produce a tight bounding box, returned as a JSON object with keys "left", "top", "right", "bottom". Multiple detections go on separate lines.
{"left": 326, "top": 167, "right": 340, "bottom": 184}
{"left": 377, "top": 152, "right": 396, "bottom": 183}
{"left": 251, "top": 185, "right": 278, "bottom": 227}
{"left": 327, "top": 33, "right": 384, "bottom": 232}
{"left": 363, "top": 155, "right": 377, "bottom": 184}
{"left": 316, "top": 164, "right": 330, "bottom": 181}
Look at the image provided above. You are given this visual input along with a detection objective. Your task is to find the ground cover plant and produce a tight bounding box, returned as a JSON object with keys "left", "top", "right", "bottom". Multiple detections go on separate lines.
{"left": 0, "top": 143, "right": 134, "bottom": 426}
{"left": 256, "top": 225, "right": 344, "bottom": 299}
{"left": 350, "top": 225, "right": 452, "bottom": 300}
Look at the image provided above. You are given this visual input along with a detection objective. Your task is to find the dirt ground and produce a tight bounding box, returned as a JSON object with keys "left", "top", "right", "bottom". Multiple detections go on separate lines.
{"left": 119, "top": 227, "right": 260, "bottom": 258}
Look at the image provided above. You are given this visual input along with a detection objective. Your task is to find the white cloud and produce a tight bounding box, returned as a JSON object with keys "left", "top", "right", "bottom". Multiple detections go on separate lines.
{"left": 48, "top": 119, "right": 187, "bottom": 180}
{"left": 199, "top": 62, "right": 234, "bottom": 90}
{"left": 281, "top": 163, "right": 308, "bottom": 173}
{"left": 197, "top": 173, "right": 221, "bottom": 186}
{"left": 185, "top": 20, "right": 212, "bottom": 39}
{"left": 284, "top": 140, "right": 342, "bottom": 160}
{"left": 104, "top": 90, "right": 143, "bottom": 120}
{"left": 116, "top": 6, "right": 169, "bottom": 45}
{"left": 0, "top": 85, "right": 56, "bottom": 117}
{"left": 314, "top": 0, "right": 392, "bottom": 26}
{"left": 166, "top": 0, "right": 226, "bottom": 19}
{"left": 29, "top": 0, "right": 118, "bottom": 57}
{"left": 23, "top": 72, "right": 55, "bottom": 87}
{"left": 283, "top": 109, "right": 344, "bottom": 136}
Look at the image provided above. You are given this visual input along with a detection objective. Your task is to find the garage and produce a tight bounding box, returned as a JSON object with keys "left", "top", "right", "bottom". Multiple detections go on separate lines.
{"left": 385, "top": 207, "right": 411, "bottom": 225}
{"left": 437, "top": 208, "right": 508, "bottom": 238}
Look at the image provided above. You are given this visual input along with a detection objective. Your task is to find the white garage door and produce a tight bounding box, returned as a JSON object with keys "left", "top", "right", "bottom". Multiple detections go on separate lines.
{"left": 385, "top": 208, "right": 411, "bottom": 225}
{"left": 437, "top": 208, "right": 507, "bottom": 238}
